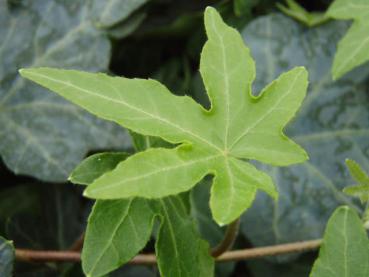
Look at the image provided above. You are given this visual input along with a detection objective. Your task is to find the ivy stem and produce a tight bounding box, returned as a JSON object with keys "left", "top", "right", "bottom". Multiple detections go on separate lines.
{"left": 14, "top": 239, "right": 322, "bottom": 263}
{"left": 211, "top": 218, "right": 240, "bottom": 257}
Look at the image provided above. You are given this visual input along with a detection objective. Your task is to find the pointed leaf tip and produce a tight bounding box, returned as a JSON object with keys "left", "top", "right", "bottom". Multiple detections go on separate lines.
{"left": 204, "top": 6, "right": 224, "bottom": 33}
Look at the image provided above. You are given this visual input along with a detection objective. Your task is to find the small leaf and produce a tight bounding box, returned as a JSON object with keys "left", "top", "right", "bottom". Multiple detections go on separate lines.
{"left": 326, "top": 0, "right": 369, "bottom": 79}
{"left": 0, "top": 236, "right": 14, "bottom": 277}
{"left": 69, "top": 152, "right": 129, "bottom": 185}
{"left": 345, "top": 159, "right": 369, "bottom": 186}
{"left": 20, "top": 7, "right": 308, "bottom": 225}
{"left": 343, "top": 185, "right": 369, "bottom": 203}
{"left": 344, "top": 159, "right": 369, "bottom": 203}
{"left": 277, "top": 0, "right": 329, "bottom": 27}
{"left": 310, "top": 206, "right": 369, "bottom": 277}
{"left": 82, "top": 199, "right": 155, "bottom": 277}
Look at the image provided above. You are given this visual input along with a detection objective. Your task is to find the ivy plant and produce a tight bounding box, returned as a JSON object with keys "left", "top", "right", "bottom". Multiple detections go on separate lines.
{"left": 326, "top": 0, "right": 369, "bottom": 79}
{"left": 20, "top": 7, "right": 308, "bottom": 226}
{"left": 239, "top": 13, "right": 369, "bottom": 254}
{"left": 18, "top": 6, "right": 309, "bottom": 276}
{"left": 70, "top": 135, "right": 214, "bottom": 277}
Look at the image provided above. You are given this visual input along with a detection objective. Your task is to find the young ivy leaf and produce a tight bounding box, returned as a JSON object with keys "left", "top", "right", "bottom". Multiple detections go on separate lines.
{"left": 69, "top": 152, "right": 129, "bottom": 185}
{"left": 343, "top": 159, "right": 369, "bottom": 203}
{"left": 310, "top": 206, "right": 369, "bottom": 277}
{"left": 277, "top": 0, "right": 329, "bottom": 27}
{"left": 19, "top": 7, "right": 308, "bottom": 225}
{"left": 75, "top": 152, "right": 214, "bottom": 276}
{"left": 326, "top": 0, "right": 369, "bottom": 79}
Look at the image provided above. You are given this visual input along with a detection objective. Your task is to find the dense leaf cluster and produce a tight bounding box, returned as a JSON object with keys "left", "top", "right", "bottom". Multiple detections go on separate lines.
{"left": 2, "top": 0, "right": 369, "bottom": 276}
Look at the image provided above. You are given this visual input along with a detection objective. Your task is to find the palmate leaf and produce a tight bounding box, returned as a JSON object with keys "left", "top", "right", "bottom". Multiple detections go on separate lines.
{"left": 75, "top": 151, "right": 213, "bottom": 276}
{"left": 310, "top": 206, "right": 369, "bottom": 277}
{"left": 239, "top": 13, "right": 369, "bottom": 258}
{"left": 326, "top": 0, "right": 369, "bottom": 79}
{"left": 20, "top": 7, "right": 308, "bottom": 225}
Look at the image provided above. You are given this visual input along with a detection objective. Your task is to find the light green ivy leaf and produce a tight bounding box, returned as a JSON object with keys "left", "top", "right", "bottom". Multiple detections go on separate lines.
{"left": 0, "top": 237, "right": 14, "bottom": 277}
{"left": 20, "top": 7, "right": 308, "bottom": 225}
{"left": 326, "top": 0, "right": 369, "bottom": 79}
{"left": 0, "top": 1, "right": 131, "bottom": 182}
{"left": 343, "top": 159, "right": 369, "bottom": 203}
{"left": 240, "top": 13, "right": 369, "bottom": 258}
{"left": 83, "top": 198, "right": 155, "bottom": 277}
{"left": 277, "top": 0, "right": 329, "bottom": 27}
{"left": 77, "top": 145, "right": 214, "bottom": 277}
{"left": 69, "top": 152, "right": 129, "bottom": 185}
{"left": 310, "top": 206, "right": 369, "bottom": 277}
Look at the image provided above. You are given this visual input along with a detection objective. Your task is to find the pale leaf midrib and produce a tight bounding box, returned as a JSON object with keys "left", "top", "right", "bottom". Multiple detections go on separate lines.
{"left": 87, "top": 199, "right": 132, "bottom": 276}
{"left": 342, "top": 210, "right": 348, "bottom": 277}
{"left": 229, "top": 70, "right": 302, "bottom": 150}
{"left": 23, "top": 71, "right": 223, "bottom": 153}
{"left": 88, "top": 153, "right": 222, "bottom": 194}
{"left": 209, "top": 13, "right": 231, "bottom": 150}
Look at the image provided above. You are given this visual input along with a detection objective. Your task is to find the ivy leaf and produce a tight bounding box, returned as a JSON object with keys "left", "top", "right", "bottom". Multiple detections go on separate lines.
{"left": 345, "top": 159, "right": 369, "bottom": 186}
{"left": 90, "top": 0, "right": 149, "bottom": 27}
{"left": 0, "top": 1, "right": 131, "bottom": 182}
{"left": 83, "top": 199, "right": 155, "bottom": 277}
{"left": 240, "top": 14, "right": 369, "bottom": 257}
{"left": 343, "top": 159, "right": 369, "bottom": 203}
{"left": 277, "top": 0, "right": 329, "bottom": 27}
{"left": 69, "top": 152, "right": 154, "bottom": 276}
{"left": 310, "top": 206, "right": 369, "bottom": 277}
{"left": 0, "top": 236, "right": 14, "bottom": 277}
{"left": 76, "top": 149, "right": 214, "bottom": 276}
{"left": 326, "top": 0, "right": 369, "bottom": 79}
{"left": 20, "top": 7, "right": 308, "bottom": 225}
{"left": 69, "top": 152, "right": 129, "bottom": 185}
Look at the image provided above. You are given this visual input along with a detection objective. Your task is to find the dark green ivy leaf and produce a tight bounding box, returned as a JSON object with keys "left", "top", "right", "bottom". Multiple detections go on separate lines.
{"left": 0, "top": 0, "right": 131, "bottom": 182}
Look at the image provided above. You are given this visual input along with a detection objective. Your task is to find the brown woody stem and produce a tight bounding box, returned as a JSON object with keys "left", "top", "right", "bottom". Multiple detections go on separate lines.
{"left": 15, "top": 239, "right": 322, "bottom": 264}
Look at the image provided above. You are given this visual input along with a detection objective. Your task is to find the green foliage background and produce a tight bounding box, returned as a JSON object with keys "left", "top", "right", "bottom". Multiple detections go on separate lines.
{"left": 2, "top": 0, "right": 367, "bottom": 276}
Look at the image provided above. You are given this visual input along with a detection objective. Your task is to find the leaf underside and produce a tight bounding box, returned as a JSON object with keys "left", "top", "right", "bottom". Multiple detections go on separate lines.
{"left": 326, "top": 0, "right": 369, "bottom": 79}
{"left": 20, "top": 7, "right": 308, "bottom": 225}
